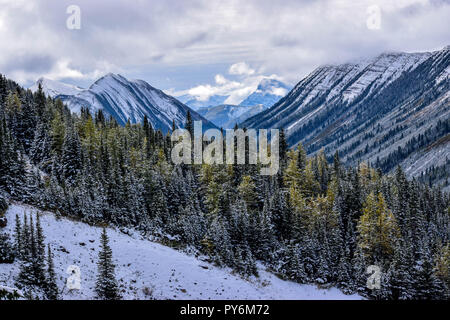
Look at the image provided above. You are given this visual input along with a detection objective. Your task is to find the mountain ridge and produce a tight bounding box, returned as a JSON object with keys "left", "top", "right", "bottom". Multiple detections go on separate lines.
{"left": 31, "top": 74, "right": 216, "bottom": 133}
{"left": 242, "top": 46, "right": 450, "bottom": 188}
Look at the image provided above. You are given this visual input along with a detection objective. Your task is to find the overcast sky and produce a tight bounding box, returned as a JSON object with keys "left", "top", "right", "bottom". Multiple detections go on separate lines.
{"left": 0, "top": 0, "right": 449, "bottom": 103}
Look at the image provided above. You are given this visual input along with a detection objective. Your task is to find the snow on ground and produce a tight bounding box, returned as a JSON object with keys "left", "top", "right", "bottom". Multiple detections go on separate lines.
{"left": 0, "top": 203, "right": 361, "bottom": 300}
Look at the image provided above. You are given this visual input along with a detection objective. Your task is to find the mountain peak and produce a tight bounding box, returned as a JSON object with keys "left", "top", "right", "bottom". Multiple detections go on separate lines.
{"left": 95, "top": 72, "right": 127, "bottom": 84}
{"left": 257, "top": 78, "right": 289, "bottom": 91}
{"left": 239, "top": 78, "right": 290, "bottom": 108}
{"left": 105, "top": 72, "right": 127, "bottom": 79}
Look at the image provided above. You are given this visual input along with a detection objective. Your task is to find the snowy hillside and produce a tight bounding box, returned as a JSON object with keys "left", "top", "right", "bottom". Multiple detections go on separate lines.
{"left": 239, "top": 78, "right": 290, "bottom": 108}
{"left": 31, "top": 74, "right": 215, "bottom": 132}
{"left": 0, "top": 204, "right": 361, "bottom": 300}
{"left": 197, "top": 104, "right": 266, "bottom": 129}
{"left": 242, "top": 46, "right": 450, "bottom": 187}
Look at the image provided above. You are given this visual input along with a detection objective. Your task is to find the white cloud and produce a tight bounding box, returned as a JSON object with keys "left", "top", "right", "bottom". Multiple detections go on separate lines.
{"left": 187, "top": 85, "right": 216, "bottom": 102}
{"left": 229, "top": 62, "right": 255, "bottom": 76}
{"left": 214, "top": 74, "right": 228, "bottom": 85}
{"left": 271, "top": 87, "right": 289, "bottom": 96}
{"left": 177, "top": 62, "right": 285, "bottom": 105}
{"left": 0, "top": 0, "right": 448, "bottom": 90}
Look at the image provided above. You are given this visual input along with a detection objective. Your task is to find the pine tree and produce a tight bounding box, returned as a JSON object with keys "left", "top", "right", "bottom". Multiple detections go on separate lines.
{"left": 357, "top": 192, "right": 400, "bottom": 265}
{"left": 60, "top": 123, "right": 82, "bottom": 183}
{"left": 0, "top": 231, "right": 15, "bottom": 263}
{"left": 434, "top": 243, "right": 450, "bottom": 298}
{"left": 33, "top": 213, "right": 46, "bottom": 286}
{"left": 283, "top": 243, "right": 308, "bottom": 283}
{"left": 411, "top": 237, "right": 446, "bottom": 300}
{"left": 14, "top": 214, "right": 22, "bottom": 255}
{"left": 205, "top": 217, "right": 234, "bottom": 267}
{"left": 385, "top": 238, "right": 414, "bottom": 299}
{"left": 95, "top": 228, "right": 120, "bottom": 300}
{"left": 185, "top": 110, "right": 193, "bottom": 138}
{"left": 30, "top": 120, "right": 52, "bottom": 169}
{"left": 252, "top": 200, "right": 277, "bottom": 261}
{"left": 34, "top": 83, "right": 46, "bottom": 118}
{"left": 269, "top": 187, "right": 292, "bottom": 241}
{"left": 50, "top": 109, "right": 66, "bottom": 156}
{"left": 279, "top": 128, "right": 288, "bottom": 166}
{"left": 17, "top": 214, "right": 34, "bottom": 287}
{"left": 297, "top": 143, "right": 307, "bottom": 172}
{"left": 238, "top": 175, "right": 258, "bottom": 213}
{"left": 45, "top": 244, "right": 58, "bottom": 300}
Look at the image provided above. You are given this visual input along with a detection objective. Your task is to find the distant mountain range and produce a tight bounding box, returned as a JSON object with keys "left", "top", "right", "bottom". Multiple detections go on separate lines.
{"left": 197, "top": 104, "right": 267, "bottom": 129}
{"left": 242, "top": 46, "right": 450, "bottom": 188}
{"left": 31, "top": 74, "right": 216, "bottom": 133}
{"left": 177, "top": 94, "right": 229, "bottom": 111}
{"left": 178, "top": 78, "right": 290, "bottom": 128}
{"left": 178, "top": 78, "right": 290, "bottom": 111}
{"left": 239, "top": 78, "right": 290, "bottom": 108}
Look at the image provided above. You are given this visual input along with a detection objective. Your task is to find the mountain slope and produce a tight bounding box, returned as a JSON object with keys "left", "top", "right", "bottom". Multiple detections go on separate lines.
{"left": 242, "top": 47, "right": 450, "bottom": 186}
{"left": 239, "top": 78, "right": 290, "bottom": 108}
{"left": 197, "top": 104, "right": 266, "bottom": 129}
{"left": 32, "top": 74, "right": 215, "bottom": 132}
{"left": 0, "top": 203, "right": 361, "bottom": 300}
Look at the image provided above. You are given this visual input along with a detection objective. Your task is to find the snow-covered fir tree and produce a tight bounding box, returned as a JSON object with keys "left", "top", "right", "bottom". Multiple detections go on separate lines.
{"left": 95, "top": 228, "right": 120, "bottom": 300}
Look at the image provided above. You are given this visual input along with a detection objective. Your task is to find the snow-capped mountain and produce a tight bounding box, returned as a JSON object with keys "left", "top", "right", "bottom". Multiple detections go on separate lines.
{"left": 182, "top": 78, "right": 289, "bottom": 127}
{"left": 177, "top": 94, "right": 229, "bottom": 111}
{"left": 242, "top": 47, "right": 450, "bottom": 186}
{"left": 30, "top": 77, "right": 83, "bottom": 98}
{"left": 31, "top": 74, "right": 216, "bottom": 132}
{"left": 197, "top": 104, "right": 266, "bottom": 129}
{"left": 177, "top": 78, "right": 290, "bottom": 111}
{"left": 239, "top": 78, "right": 291, "bottom": 108}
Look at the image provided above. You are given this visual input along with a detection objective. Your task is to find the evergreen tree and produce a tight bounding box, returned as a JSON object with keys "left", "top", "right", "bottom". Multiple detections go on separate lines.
{"left": 238, "top": 175, "right": 258, "bottom": 213}
{"left": 45, "top": 244, "right": 58, "bottom": 300}
{"left": 0, "top": 231, "right": 15, "bottom": 263}
{"left": 357, "top": 192, "right": 400, "bottom": 264}
{"left": 60, "top": 123, "right": 82, "bottom": 183}
{"left": 33, "top": 213, "right": 46, "bottom": 286}
{"left": 279, "top": 128, "right": 288, "bottom": 166}
{"left": 95, "top": 228, "right": 120, "bottom": 300}
{"left": 14, "top": 214, "right": 22, "bottom": 257}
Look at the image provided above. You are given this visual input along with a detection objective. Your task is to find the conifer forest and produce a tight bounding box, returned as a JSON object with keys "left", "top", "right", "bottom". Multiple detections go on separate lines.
{"left": 0, "top": 75, "right": 449, "bottom": 300}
